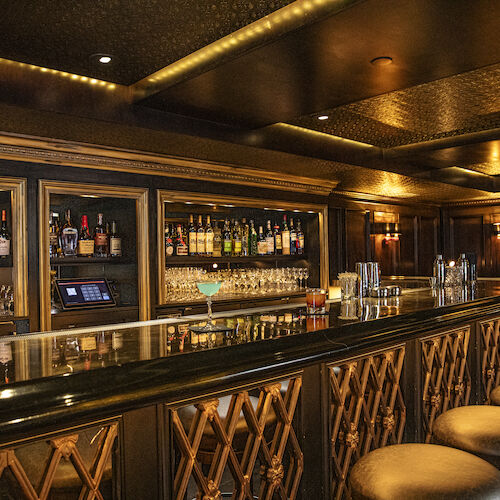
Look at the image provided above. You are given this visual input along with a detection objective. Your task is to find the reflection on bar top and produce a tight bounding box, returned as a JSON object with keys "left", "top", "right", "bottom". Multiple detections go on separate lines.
{"left": 0, "top": 282, "right": 499, "bottom": 386}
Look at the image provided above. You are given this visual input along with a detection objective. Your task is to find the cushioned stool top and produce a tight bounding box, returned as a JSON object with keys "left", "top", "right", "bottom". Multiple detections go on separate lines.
{"left": 433, "top": 405, "right": 500, "bottom": 457}
{"left": 491, "top": 386, "right": 500, "bottom": 406}
{"left": 349, "top": 443, "right": 500, "bottom": 500}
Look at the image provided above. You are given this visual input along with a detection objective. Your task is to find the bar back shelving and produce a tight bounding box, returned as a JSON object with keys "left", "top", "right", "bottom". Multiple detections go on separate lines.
{"left": 39, "top": 180, "right": 149, "bottom": 331}
{"left": 157, "top": 190, "right": 328, "bottom": 317}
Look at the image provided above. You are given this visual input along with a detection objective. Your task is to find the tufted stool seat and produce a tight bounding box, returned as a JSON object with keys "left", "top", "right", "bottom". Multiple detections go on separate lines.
{"left": 433, "top": 405, "right": 500, "bottom": 467}
{"left": 491, "top": 386, "right": 500, "bottom": 406}
{"left": 349, "top": 443, "right": 500, "bottom": 500}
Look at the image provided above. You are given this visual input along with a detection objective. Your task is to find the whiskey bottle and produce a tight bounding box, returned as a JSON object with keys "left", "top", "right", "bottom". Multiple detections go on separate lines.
{"left": 176, "top": 224, "right": 188, "bottom": 256}
{"left": 297, "top": 219, "right": 305, "bottom": 255}
{"left": 232, "top": 220, "right": 242, "bottom": 256}
{"left": 266, "top": 220, "right": 275, "bottom": 255}
{"left": 290, "top": 217, "right": 297, "bottom": 255}
{"left": 213, "top": 221, "right": 222, "bottom": 257}
{"left": 77, "top": 215, "right": 94, "bottom": 257}
{"left": 94, "top": 213, "right": 108, "bottom": 257}
{"left": 223, "top": 219, "right": 232, "bottom": 256}
{"left": 205, "top": 215, "right": 214, "bottom": 256}
{"left": 60, "top": 209, "right": 78, "bottom": 257}
{"left": 109, "top": 221, "right": 122, "bottom": 257}
{"left": 188, "top": 215, "right": 197, "bottom": 255}
{"left": 274, "top": 222, "right": 282, "bottom": 255}
{"left": 257, "top": 226, "right": 267, "bottom": 255}
{"left": 281, "top": 215, "right": 290, "bottom": 255}
{"left": 49, "top": 212, "right": 61, "bottom": 257}
{"left": 196, "top": 215, "right": 205, "bottom": 255}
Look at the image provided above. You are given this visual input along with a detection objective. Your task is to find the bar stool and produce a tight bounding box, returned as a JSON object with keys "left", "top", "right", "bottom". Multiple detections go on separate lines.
{"left": 349, "top": 443, "right": 500, "bottom": 500}
{"left": 490, "top": 386, "right": 500, "bottom": 406}
{"left": 432, "top": 405, "right": 500, "bottom": 467}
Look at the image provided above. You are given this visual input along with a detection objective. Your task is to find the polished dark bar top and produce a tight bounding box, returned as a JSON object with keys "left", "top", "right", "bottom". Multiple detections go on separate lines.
{"left": 2, "top": 281, "right": 500, "bottom": 442}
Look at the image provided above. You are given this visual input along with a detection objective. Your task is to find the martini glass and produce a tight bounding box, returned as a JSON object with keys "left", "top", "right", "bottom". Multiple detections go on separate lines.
{"left": 190, "top": 281, "right": 231, "bottom": 333}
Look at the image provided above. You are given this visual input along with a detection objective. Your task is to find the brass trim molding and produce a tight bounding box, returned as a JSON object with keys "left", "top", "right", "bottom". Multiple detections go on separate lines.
{"left": 0, "top": 177, "right": 28, "bottom": 317}
{"left": 38, "top": 180, "right": 150, "bottom": 333}
{"left": 157, "top": 190, "right": 329, "bottom": 305}
{"left": 0, "top": 132, "right": 337, "bottom": 196}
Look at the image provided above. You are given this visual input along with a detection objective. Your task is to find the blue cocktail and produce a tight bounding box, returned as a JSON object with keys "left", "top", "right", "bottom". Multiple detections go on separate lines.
{"left": 191, "top": 281, "right": 229, "bottom": 333}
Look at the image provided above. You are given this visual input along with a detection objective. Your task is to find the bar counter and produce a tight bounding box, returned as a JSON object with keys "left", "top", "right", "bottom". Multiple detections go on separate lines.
{"left": 1, "top": 281, "right": 500, "bottom": 499}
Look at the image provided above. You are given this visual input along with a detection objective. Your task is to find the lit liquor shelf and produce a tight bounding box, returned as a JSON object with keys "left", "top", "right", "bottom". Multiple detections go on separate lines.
{"left": 50, "top": 256, "right": 131, "bottom": 266}
{"left": 165, "top": 254, "right": 307, "bottom": 265}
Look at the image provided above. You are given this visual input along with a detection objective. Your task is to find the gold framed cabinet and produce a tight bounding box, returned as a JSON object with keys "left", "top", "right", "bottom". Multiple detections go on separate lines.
{"left": 39, "top": 180, "right": 149, "bottom": 331}
{"left": 157, "top": 190, "right": 328, "bottom": 311}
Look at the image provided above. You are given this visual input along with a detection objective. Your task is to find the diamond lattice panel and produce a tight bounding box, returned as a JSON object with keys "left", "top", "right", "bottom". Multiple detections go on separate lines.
{"left": 292, "top": 63, "right": 500, "bottom": 148}
{"left": 328, "top": 347, "right": 406, "bottom": 500}
{"left": 480, "top": 319, "right": 500, "bottom": 402}
{"left": 171, "top": 377, "right": 303, "bottom": 500}
{"left": 0, "top": 422, "right": 118, "bottom": 499}
{"left": 421, "top": 328, "right": 471, "bottom": 443}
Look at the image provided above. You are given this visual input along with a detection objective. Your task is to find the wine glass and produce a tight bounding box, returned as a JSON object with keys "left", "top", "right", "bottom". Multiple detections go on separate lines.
{"left": 190, "top": 280, "right": 230, "bottom": 333}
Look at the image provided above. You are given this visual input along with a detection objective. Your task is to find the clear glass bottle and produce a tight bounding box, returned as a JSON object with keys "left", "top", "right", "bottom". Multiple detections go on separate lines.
{"left": 60, "top": 209, "right": 78, "bottom": 257}
{"left": 432, "top": 254, "right": 445, "bottom": 287}
{"left": 457, "top": 253, "right": 470, "bottom": 284}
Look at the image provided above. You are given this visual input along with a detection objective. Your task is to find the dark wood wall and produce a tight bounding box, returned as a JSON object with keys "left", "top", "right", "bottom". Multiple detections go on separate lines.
{"left": 329, "top": 196, "right": 440, "bottom": 279}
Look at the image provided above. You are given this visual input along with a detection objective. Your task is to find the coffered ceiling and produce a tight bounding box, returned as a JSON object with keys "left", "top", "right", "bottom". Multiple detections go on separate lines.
{"left": 0, "top": 0, "right": 500, "bottom": 201}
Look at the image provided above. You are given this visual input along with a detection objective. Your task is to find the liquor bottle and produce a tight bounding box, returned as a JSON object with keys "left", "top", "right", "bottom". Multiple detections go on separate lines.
{"left": 205, "top": 215, "right": 214, "bottom": 256}
{"left": 249, "top": 220, "right": 258, "bottom": 256}
{"left": 109, "top": 221, "right": 122, "bottom": 257}
{"left": 241, "top": 218, "right": 249, "bottom": 256}
{"left": 165, "top": 223, "right": 174, "bottom": 258}
{"left": 196, "top": 215, "right": 205, "bottom": 255}
{"left": 281, "top": 215, "right": 290, "bottom": 255}
{"left": 290, "top": 218, "right": 297, "bottom": 255}
{"left": 77, "top": 215, "right": 94, "bottom": 257}
{"left": 213, "top": 221, "right": 222, "bottom": 257}
{"left": 232, "top": 220, "right": 242, "bottom": 256}
{"left": 188, "top": 214, "right": 197, "bottom": 256}
{"left": 105, "top": 222, "right": 111, "bottom": 256}
{"left": 60, "top": 209, "right": 78, "bottom": 257}
{"left": 223, "top": 219, "right": 232, "bottom": 256}
{"left": 296, "top": 219, "right": 305, "bottom": 255}
{"left": 274, "top": 222, "right": 282, "bottom": 255}
{"left": 266, "top": 220, "right": 275, "bottom": 255}
{"left": 457, "top": 253, "right": 470, "bottom": 284}
{"left": 257, "top": 226, "right": 267, "bottom": 255}
{"left": 175, "top": 224, "right": 188, "bottom": 256}
{"left": 0, "top": 210, "right": 10, "bottom": 260}
{"left": 49, "top": 212, "right": 61, "bottom": 257}
{"left": 94, "top": 213, "right": 108, "bottom": 257}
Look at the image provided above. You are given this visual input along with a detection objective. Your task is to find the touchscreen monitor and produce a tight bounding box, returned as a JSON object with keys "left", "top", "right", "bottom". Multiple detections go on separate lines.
{"left": 56, "top": 278, "right": 116, "bottom": 309}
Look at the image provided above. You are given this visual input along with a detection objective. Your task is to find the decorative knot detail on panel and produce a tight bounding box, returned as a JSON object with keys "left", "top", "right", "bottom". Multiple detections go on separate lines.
{"left": 261, "top": 455, "right": 284, "bottom": 486}
{"left": 264, "top": 383, "right": 282, "bottom": 400}
{"left": 430, "top": 394, "right": 442, "bottom": 408}
{"left": 339, "top": 423, "right": 359, "bottom": 449}
{"left": 453, "top": 382, "right": 465, "bottom": 397}
{"left": 382, "top": 408, "right": 395, "bottom": 431}
{"left": 196, "top": 399, "right": 219, "bottom": 421}
{"left": 50, "top": 435, "right": 78, "bottom": 460}
{"left": 486, "top": 368, "right": 496, "bottom": 379}
{"left": 384, "top": 352, "right": 394, "bottom": 363}
{"left": 202, "top": 480, "right": 221, "bottom": 500}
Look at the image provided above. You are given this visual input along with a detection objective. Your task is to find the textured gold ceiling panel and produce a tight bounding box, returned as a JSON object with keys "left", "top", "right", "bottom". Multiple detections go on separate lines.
{"left": 465, "top": 161, "right": 500, "bottom": 176}
{"left": 292, "top": 63, "right": 500, "bottom": 148}
{"left": 0, "top": 0, "right": 294, "bottom": 84}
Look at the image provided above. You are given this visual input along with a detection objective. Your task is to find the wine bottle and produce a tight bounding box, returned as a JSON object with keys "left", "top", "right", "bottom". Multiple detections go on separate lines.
{"left": 297, "top": 219, "right": 305, "bottom": 255}
{"left": 213, "top": 221, "right": 222, "bottom": 257}
{"left": 281, "top": 215, "right": 290, "bottom": 255}
{"left": 49, "top": 212, "right": 61, "bottom": 257}
{"left": 196, "top": 215, "right": 205, "bottom": 255}
{"left": 249, "top": 220, "right": 258, "bottom": 256}
{"left": 274, "top": 222, "right": 282, "bottom": 255}
{"left": 232, "top": 220, "right": 242, "bottom": 256}
{"left": 205, "top": 215, "right": 214, "bottom": 256}
{"left": 257, "top": 226, "right": 267, "bottom": 255}
{"left": 241, "top": 218, "right": 249, "bottom": 256}
{"left": 266, "top": 220, "right": 275, "bottom": 255}
{"left": 223, "top": 219, "right": 232, "bottom": 256}
{"left": 188, "top": 214, "right": 197, "bottom": 256}
{"left": 94, "top": 213, "right": 108, "bottom": 257}
{"left": 176, "top": 224, "right": 188, "bottom": 256}
{"left": 165, "top": 223, "right": 174, "bottom": 258}
{"left": 109, "top": 221, "right": 122, "bottom": 257}
{"left": 290, "top": 217, "right": 297, "bottom": 255}
{"left": 77, "top": 215, "right": 94, "bottom": 257}
{"left": 60, "top": 209, "right": 78, "bottom": 257}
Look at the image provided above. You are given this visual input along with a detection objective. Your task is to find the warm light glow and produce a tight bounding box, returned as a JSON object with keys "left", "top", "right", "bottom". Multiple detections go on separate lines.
{"left": 449, "top": 261, "right": 456, "bottom": 267}
{"left": 98, "top": 55, "right": 112, "bottom": 64}
{"left": 318, "top": 115, "right": 329, "bottom": 120}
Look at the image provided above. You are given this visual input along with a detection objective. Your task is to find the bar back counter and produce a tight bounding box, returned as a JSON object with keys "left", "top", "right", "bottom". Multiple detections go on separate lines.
{"left": 1, "top": 283, "right": 499, "bottom": 499}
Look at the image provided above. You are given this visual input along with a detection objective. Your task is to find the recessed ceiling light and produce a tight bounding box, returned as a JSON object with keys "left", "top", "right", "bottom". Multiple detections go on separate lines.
{"left": 318, "top": 115, "right": 328, "bottom": 120}
{"left": 90, "top": 53, "right": 113, "bottom": 65}
{"left": 370, "top": 56, "right": 393, "bottom": 66}
{"left": 99, "top": 55, "right": 112, "bottom": 64}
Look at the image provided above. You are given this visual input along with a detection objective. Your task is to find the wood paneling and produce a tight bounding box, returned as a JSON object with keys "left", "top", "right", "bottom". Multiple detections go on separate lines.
{"left": 345, "top": 210, "right": 369, "bottom": 272}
